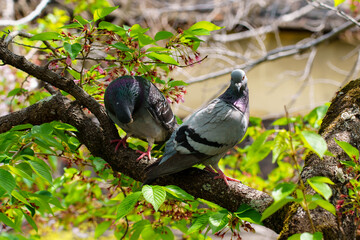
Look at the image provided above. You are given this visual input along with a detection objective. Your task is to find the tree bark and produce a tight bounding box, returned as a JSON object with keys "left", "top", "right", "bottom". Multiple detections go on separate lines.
{"left": 278, "top": 79, "right": 360, "bottom": 239}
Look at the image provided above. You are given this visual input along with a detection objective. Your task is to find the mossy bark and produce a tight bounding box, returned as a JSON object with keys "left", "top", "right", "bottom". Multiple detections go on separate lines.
{"left": 278, "top": 79, "right": 360, "bottom": 239}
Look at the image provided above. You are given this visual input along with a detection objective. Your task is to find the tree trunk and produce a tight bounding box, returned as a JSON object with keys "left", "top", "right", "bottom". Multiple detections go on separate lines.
{"left": 278, "top": 79, "right": 360, "bottom": 239}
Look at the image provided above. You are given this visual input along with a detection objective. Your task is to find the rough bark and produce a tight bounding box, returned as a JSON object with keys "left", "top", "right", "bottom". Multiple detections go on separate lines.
{"left": 278, "top": 79, "right": 360, "bottom": 239}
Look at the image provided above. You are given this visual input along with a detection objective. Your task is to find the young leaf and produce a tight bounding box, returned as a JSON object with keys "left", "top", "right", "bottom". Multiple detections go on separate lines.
{"left": 95, "top": 221, "right": 112, "bottom": 238}
{"left": 272, "top": 131, "right": 288, "bottom": 163}
{"left": 188, "top": 21, "right": 223, "bottom": 32}
{"left": 307, "top": 177, "right": 333, "bottom": 200}
{"left": 155, "top": 226, "right": 174, "bottom": 240}
{"left": 272, "top": 182, "right": 297, "bottom": 202}
{"left": 11, "top": 190, "right": 30, "bottom": 205}
{"left": 0, "top": 169, "right": 16, "bottom": 194}
{"left": 300, "top": 131, "right": 327, "bottom": 158}
{"left": 117, "top": 191, "right": 142, "bottom": 219}
{"left": 334, "top": 0, "right": 346, "bottom": 7}
{"left": 64, "top": 42, "right": 82, "bottom": 60}
{"left": 147, "top": 52, "right": 179, "bottom": 65}
{"left": 311, "top": 195, "right": 336, "bottom": 215}
{"left": 111, "top": 42, "right": 133, "bottom": 52}
{"left": 261, "top": 196, "right": 295, "bottom": 221}
{"left": 10, "top": 124, "right": 33, "bottom": 131}
{"left": 168, "top": 80, "right": 188, "bottom": 87}
{"left": 208, "top": 211, "right": 229, "bottom": 233}
{"left": 29, "top": 32, "right": 62, "bottom": 41}
{"left": 155, "top": 31, "right": 174, "bottom": 41}
{"left": 187, "top": 213, "right": 210, "bottom": 234}
{"left": 334, "top": 138, "right": 359, "bottom": 161}
{"left": 93, "top": 6, "right": 119, "bottom": 22}
{"left": 98, "top": 21, "right": 126, "bottom": 36}
{"left": 138, "top": 33, "right": 154, "bottom": 47}
{"left": 142, "top": 185, "right": 166, "bottom": 212}
{"left": 164, "top": 185, "right": 194, "bottom": 200}
{"left": 235, "top": 204, "right": 262, "bottom": 224}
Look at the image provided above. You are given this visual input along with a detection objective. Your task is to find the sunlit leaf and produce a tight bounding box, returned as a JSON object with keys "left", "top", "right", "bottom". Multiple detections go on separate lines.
{"left": 307, "top": 176, "right": 333, "bottom": 200}
{"left": 142, "top": 185, "right": 166, "bottom": 212}
{"left": 93, "top": 6, "right": 119, "bottom": 22}
{"left": 334, "top": 138, "right": 359, "bottom": 161}
{"left": 261, "top": 196, "right": 295, "bottom": 221}
{"left": 22, "top": 210, "right": 38, "bottom": 232}
{"left": 164, "top": 185, "right": 194, "bottom": 200}
{"left": 117, "top": 191, "right": 142, "bottom": 219}
{"left": 64, "top": 42, "right": 82, "bottom": 60}
{"left": 147, "top": 52, "right": 179, "bottom": 65}
{"left": 300, "top": 131, "right": 327, "bottom": 158}
{"left": 288, "top": 232, "right": 323, "bottom": 240}
{"left": 29, "top": 32, "right": 62, "bottom": 41}
{"left": 155, "top": 31, "right": 174, "bottom": 41}
{"left": 209, "top": 211, "right": 229, "bottom": 233}
{"left": 235, "top": 204, "right": 262, "bottom": 224}
{"left": 272, "top": 182, "right": 297, "bottom": 202}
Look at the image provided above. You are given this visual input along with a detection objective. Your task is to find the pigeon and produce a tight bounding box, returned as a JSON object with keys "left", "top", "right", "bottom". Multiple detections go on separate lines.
{"left": 104, "top": 75, "right": 178, "bottom": 161}
{"left": 144, "top": 69, "right": 249, "bottom": 185}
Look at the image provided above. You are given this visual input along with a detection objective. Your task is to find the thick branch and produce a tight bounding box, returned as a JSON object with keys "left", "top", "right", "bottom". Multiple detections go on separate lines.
{"left": 278, "top": 79, "right": 360, "bottom": 239}
{"left": 0, "top": 81, "right": 276, "bottom": 231}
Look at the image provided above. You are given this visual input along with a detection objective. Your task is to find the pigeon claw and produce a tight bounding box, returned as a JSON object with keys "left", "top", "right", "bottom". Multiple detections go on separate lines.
{"left": 110, "top": 136, "right": 128, "bottom": 152}
{"left": 136, "top": 145, "right": 152, "bottom": 161}
{"left": 213, "top": 168, "right": 241, "bottom": 186}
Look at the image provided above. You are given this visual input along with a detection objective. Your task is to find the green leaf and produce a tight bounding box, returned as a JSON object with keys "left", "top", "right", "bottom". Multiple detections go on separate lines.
{"left": 93, "top": 6, "right": 119, "bottom": 22}
{"left": 307, "top": 177, "right": 333, "bottom": 200}
{"left": 64, "top": 42, "right": 82, "bottom": 60}
{"left": 142, "top": 185, "right": 166, "bottom": 212}
{"left": 334, "top": 138, "right": 359, "bottom": 161}
{"left": 334, "top": 0, "right": 346, "bottom": 7}
{"left": 304, "top": 104, "right": 329, "bottom": 128}
{"left": 95, "top": 221, "right": 112, "bottom": 238}
{"left": 50, "top": 121, "right": 77, "bottom": 131}
{"left": 272, "top": 182, "right": 297, "bottom": 202}
{"left": 168, "top": 80, "right": 188, "bottom": 87}
{"left": 261, "top": 196, "right": 295, "bottom": 221}
{"left": 209, "top": 211, "right": 229, "bottom": 233}
{"left": 235, "top": 204, "right": 262, "bottom": 224}
{"left": 28, "top": 158, "right": 53, "bottom": 184}
{"left": 272, "top": 131, "right": 288, "bottom": 163}
{"left": 10, "top": 124, "right": 33, "bottom": 131}
{"left": 188, "top": 21, "right": 223, "bottom": 32}
{"left": 98, "top": 21, "right": 126, "bottom": 36}
{"left": 288, "top": 232, "right": 324, "bottom": 240}
{"left": 60, "top": 22, "right": 83, "bottom": 29}
{"left": 0, "top": 212, "right": 20, "bottom": 231}
{"left": 7, "top": 88, "right": 23, "bottom": 97}
{"left": 74, "top": 15, "right": 90, "bottom": 25}
{"left": 187, "top": 213, "right": 210, "bottom": 234}
{"left": 0, "top": 169, "right": 16, "bottom": 194}
{"left": 7, "top": 165, "right": 33, "bottom": 181}
{"left": 311, "top": 195, "right": 336, "bottom": 215}
{"left": 29, "top": 32, "right": 62, "bottom": 41}
{"left": 138, "top": 33, "right": 154, "bottom": 47}
{"left": 111, "top": 42, "right": 133, "bottom": 52}
{"left": 22, "top": 211, "right": 38, "bottom": 232}
{"left": 164, "top": 185, "right": 194, "bottom": 200}
{"left": 155, "top": 31, "right": 174, "bottom": 41}
{"left": 117, "top": 191, "right": 142, "bottom": 219}
{"left": 147, "top": 52, "right": 179, "bottom": 65}
{"left": 11, "top": 190, "right": 30, "bottom": 205}
{"left": 300, "top": 131, "right": 327, "bottom": 158}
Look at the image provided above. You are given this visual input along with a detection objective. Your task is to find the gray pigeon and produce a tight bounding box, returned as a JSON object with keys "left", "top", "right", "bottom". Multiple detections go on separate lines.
{"left": 104, "top": 75, "right": 178, "bottom": 160}
{"left": 144, "top": 69, "right": 249, "bottom": 185}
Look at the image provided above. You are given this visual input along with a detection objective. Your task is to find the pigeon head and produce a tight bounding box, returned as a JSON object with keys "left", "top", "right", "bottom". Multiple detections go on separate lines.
{"left": 230, "top": 69, "right": 247, "bottom": 93}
